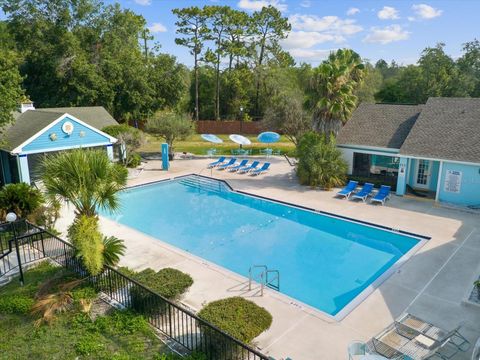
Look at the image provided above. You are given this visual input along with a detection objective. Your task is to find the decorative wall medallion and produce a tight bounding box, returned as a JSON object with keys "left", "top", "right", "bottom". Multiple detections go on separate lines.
{"left": 49, "top": 133, "right": 58, "bottom": 141}
{"left": 62, "top": 121, "right": 74, "bottom": 135}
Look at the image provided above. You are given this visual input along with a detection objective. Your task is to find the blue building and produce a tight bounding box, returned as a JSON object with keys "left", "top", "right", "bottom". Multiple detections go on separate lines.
{"left": 0, "top": 104, "right": 118, "bottom": 185}
{"left": 337, "top": 98, "right": 480, "bottom": 207}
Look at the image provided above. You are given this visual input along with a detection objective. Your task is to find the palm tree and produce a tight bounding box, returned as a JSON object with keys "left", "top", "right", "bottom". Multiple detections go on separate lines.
{"left": 309, "top": 49, "right": 364, "bottom": 136}
{"left": 42, "top": 149, "right": 128, "bottom": 217}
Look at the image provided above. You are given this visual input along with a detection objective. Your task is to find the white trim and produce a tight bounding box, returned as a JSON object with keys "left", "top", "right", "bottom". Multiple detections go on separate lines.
{"left": 435, "top": 161, "right": 443, "bottom": 201}
{"left": 399, "top": 154, "right": 480, "bottom": 167}
{"left": 17, "top": 142, "right": 112, "bottom": 156}
{"left": 337, "top": 144, "right": 400, "bottom": 154}
{"left": 11, "top": 113, "right": 117, "bottom": 154}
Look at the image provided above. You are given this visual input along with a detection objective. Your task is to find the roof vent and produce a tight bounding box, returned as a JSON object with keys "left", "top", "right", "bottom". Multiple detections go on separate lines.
{"left": 19, "top": 102, "right": 35, "bottom": 113}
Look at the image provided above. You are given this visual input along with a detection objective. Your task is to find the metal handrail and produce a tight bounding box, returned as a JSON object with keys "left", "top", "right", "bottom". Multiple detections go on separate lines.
{"left": 266, "top": 270, "right": 280, "bottom": 291}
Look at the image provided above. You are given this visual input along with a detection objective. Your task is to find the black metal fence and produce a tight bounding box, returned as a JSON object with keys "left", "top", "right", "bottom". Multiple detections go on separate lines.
{"left": 0, "top": 221, "right": 270, "bottom": 360}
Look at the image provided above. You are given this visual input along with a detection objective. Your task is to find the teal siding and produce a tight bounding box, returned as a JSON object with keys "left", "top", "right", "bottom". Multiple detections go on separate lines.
{"left": 438, "top": 162, "right": 480, "bottom": 206}
{"left": 22, "top": 116, "right": 111, "bottom": 153}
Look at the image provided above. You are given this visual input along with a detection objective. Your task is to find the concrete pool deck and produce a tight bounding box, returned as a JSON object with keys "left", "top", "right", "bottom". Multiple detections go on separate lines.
{"left": 58, "top": 156, "right": 480, "bottom": 360}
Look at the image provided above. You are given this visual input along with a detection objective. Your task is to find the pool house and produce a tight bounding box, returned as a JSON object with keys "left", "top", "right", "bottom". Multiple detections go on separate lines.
{"left": 337, "top": 97, "right": 480, "bottom": 207}
{"left": 0, "top": 104, "right": 118, "bottom": 185}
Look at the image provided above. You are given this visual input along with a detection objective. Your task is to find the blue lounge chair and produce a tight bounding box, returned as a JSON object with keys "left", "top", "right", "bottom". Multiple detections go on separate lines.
{"left": 250, "top": 162, "right": 270, "bottom": 176}
{"left": 207, "top": 156, "right": 226, "bottom": 168}
{"left": 238, "top": 161, "right": 260, "bottom": 174}
{"left": 351, "top": 183, "right": 374, "bottom": 202}
{"left": 217, "top": 158, "right": 237, "bottom": 170}
{"left": 370, "top": 185, "right": 391, "bottom": 205}
{"left": 337, "top": 180, "right": 358, "bottom": 199}
{"left": 228, "top": 159, "right": 249, "bottom": 172}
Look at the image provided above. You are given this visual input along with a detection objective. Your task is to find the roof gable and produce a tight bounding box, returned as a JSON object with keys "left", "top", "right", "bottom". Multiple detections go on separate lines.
{"left": 337, "top": 103, "right": 422, "bottom": 149}
{"left": 13, "top": 114, "right": 116, "bottom": 154}
{"left": 2, "top": 106, "right": 118, "bottom": 152}
{"left": 399, "top": 98, "right": 480, "bottom": 164}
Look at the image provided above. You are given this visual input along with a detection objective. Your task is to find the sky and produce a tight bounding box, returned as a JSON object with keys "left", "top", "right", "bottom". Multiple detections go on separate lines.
{"left": 5, "top": 0, "right": 480, "bottom": 67}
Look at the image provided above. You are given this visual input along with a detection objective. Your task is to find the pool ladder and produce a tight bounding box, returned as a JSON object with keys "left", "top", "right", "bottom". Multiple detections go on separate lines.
{"left": 249, "top": 265, "right": 280, "bottom": 296}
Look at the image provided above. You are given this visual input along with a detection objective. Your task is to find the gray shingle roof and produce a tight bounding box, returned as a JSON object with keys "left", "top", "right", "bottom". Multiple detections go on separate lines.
{"left": 2, "top": 106, "right": 118, "bottom": 151}
{"left": 337, "top": 103, "right": 423, "bottom": 149}
{"left": 399, "top": 98, "right": 480, "bottom": 164}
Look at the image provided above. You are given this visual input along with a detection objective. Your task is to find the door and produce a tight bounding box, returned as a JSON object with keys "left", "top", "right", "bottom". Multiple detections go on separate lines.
{"left": 414, "top": 159, "right": 431, "bottom": 189}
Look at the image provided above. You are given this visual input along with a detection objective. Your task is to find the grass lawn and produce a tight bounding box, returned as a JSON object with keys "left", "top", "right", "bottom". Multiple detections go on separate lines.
{"left": 139, "top": 134, "right": 296, "bottom": 156}
{"left": 0, "top": 262, "right": 178, "bottom": 360}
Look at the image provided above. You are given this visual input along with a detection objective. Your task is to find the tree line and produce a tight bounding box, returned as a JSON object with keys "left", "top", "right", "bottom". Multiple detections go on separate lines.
{"left": 1, "top": 0, "right": 479, "bottom": 133}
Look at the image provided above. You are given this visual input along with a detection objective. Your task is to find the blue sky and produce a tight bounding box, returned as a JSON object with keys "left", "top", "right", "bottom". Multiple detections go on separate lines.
{"left": 5, "top": 1, "right": 480, "bottom": 66}
{"left": 107, "top": 0, "right": 479, "bottom": 66}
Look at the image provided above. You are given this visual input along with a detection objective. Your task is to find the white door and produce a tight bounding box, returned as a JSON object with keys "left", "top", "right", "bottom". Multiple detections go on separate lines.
{"left": 414, "top": 160, "right": 431, "bottom": 189}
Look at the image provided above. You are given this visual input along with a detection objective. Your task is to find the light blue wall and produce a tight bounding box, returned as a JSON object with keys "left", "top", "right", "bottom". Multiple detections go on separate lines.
{"left": 21, "top": 116, "right": 111, "bottom": 153}
{"left": 437, "top": 162, "right": 480, "bottom": 206}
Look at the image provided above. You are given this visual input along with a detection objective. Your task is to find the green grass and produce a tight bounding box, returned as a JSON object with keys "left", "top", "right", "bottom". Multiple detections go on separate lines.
{"left": 0, "top": 262, "right": 172, "bottom": 360}
{"left": 139, "top": 134, "right": 296, "bottom": 156}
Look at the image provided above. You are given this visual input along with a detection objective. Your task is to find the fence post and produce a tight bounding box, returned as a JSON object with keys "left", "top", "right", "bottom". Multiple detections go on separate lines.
{"left": 12, "top": 223, "right": 24, "bottom": 286}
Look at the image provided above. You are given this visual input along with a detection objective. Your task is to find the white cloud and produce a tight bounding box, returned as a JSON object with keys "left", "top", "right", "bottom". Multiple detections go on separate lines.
{"left": 412, "top": 4, "right": 442, "bottom": 19}
{"left": 363, "top": 25, "right": 410, "bottom": 44}
{"left": 289, "top": 14, "right": 363, "bottom": 35}
{"left": 149, "top": 23, "right": 167, "bottom": 33}
{"left": 300, "top": 0, "right": 311, "bottom": 8}
{"left": 237, "top": 0, "right": 287, "bottom": 12}
{"left": 134, "top": 0, "right": 151, "bottom": 5}
{"left": 378, "top": 6, "right": 400, "bottom": 20}
{"left": 347, "top": 7, "right": 360, "bottom": 16}
{"left": 282, "top": 31, "right": 344, "bottom": 49}
{"left": 289, "top": 48, "right": 335, "bottom": 60}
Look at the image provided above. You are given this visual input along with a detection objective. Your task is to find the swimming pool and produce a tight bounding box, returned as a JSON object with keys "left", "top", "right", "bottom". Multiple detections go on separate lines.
{"left": 101, "top": 175, "right": 427, "bottom": 318}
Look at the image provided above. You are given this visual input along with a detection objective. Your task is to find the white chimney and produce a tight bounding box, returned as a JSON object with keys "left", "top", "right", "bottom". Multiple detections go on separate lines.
{"left": 20, "top": 102, "right": 35, "bottom": 113}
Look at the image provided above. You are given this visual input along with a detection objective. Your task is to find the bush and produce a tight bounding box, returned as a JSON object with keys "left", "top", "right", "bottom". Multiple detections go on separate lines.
{"left": 197, "top": 297, "right": 272, "bottom": 344}
{"left": 68, "top": 215, "right": 104, "bottom": 276}
{"left": 0, "top": 182, "right": 44, "bottom": 219}
{"left": 0, "top": 295, "right": 34, "bottom": 314}
{"left": 129, "top": 268, "right": 193, "bottom": 315}
{"left": 102, "top": 124, "right": 146, "bottom": 167}
{"left": 133, "top": 268, "right": 193, "bottom": 299}
{"left": 127, "top": 152, "right": 142, "bottom": 168}
{"left": 296, "top": 132, "right": 348, "bottom": 190}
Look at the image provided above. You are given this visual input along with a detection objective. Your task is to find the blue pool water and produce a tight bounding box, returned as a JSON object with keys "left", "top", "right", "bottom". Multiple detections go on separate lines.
{"left": 101, "top": 176, "right": 421, "bottom": 316}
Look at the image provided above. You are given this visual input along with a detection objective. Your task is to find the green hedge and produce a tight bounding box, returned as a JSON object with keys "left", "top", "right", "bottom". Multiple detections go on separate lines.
{"left": 198, "top": 297, "right": 272, "bottom": 344}
{"left": 132, "top": 268, "right": 193, "bottom": 299}
{"left": 126, "top": 267, "right": 193, "bottom": 315}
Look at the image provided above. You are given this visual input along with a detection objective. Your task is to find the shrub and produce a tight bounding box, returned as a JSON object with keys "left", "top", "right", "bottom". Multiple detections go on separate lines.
{"left": 129, "top": 268, "right": 193, "bottom": 315}
{"left": 127, "top": 152, "right": 142, "bottom": 168}
{"left": 0, "top": 182, "right": 44, "bottom": 219}
{"left": 68, "top": 215, "right": 104, "bottom": 276}
{"left": 198, "top": 297, "right": 272, "bottom": 344}
{"left": 133, "top": 268, "right": 193, "bottom": 299}
{"left": 102, "top": 236, "right": 126, "bottom": 267}
{"left": 0, "top": 295, "right": 34, "bottom": 314}
{"left": 296, "top": 132, "right": 348, "bottom": 190}
{"left": 102, "top": 124, "right": 146, "bottom": 167}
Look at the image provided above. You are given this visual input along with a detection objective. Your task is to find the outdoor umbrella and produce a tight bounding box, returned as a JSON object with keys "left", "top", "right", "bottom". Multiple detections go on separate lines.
{"left": 229, "top": 134, "right": 251, "bottom": 149}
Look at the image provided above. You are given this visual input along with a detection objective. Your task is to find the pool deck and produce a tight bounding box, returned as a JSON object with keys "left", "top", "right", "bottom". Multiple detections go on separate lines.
{"left": 58, "top": 156, "right": 480, "bottom": 360}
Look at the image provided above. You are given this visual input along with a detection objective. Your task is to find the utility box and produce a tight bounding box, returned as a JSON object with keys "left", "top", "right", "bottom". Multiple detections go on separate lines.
{"left": 161, "top": 143, "right": 169, "bottom": 170}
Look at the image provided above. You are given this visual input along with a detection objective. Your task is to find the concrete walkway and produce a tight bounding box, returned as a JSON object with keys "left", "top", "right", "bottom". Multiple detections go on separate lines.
{"left": 58, "top": 156, "right": 480, "bottom": 360}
